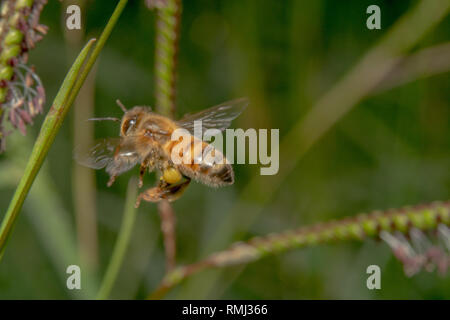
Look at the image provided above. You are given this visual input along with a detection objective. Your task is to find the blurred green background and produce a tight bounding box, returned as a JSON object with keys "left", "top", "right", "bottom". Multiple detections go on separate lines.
{"left": 0, "top": 0, "right": 449, "bottom": 299}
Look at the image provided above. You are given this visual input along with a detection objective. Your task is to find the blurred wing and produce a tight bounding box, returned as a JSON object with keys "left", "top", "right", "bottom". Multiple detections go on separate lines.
{"left": 177, "top": 98, "right": 248, "bottom": 133}
{"left": 74, "top": 137, "right": 141, "bottom": 176}
{"left": 74, "top": 138, "right": 120, "bottom": 169}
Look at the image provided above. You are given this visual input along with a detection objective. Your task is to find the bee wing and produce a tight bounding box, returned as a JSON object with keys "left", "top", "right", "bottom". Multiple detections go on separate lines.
{"left": 74, "top": 138, "right": 120, "bottom": 169}
{"left": 177, "top": 98, "right": 248, "bottom": 133}
{"left": 74, "top": 137, "right": 142, "bottom": 176}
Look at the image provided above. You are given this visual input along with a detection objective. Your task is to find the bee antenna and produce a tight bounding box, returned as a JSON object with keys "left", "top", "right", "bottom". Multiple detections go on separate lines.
{"left": 87, "top": 117, "right": 121, "bottom": 122}
{"left": 116, "top": 99, "right": 128, "bottom": 113}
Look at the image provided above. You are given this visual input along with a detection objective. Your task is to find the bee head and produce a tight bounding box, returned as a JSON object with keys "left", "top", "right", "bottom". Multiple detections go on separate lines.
{"left": 120, "top": 106, "right": 149, "bottom": 136}
{"left": 120, "top": 107, "right": 149, "bottom": 136}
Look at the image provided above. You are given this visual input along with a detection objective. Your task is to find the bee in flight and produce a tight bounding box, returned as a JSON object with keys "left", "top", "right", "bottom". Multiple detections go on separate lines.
{"left": 76, "top": 98, "right": 248, "bottom": 208}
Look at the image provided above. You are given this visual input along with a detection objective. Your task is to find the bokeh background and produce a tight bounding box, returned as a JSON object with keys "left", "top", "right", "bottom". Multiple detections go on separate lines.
{"left": 0, "top": 0, "right": 449, "bottom": 299}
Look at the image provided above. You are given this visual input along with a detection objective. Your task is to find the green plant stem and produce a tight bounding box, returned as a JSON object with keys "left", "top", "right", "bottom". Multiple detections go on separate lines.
{"left": 0, "top": 132, "right": 97, "bottom": 299}
{"left": 372, "top": 41, "right": 450, "bottom": 94}
{"left": 153, "top": 0, "right": 181, "bottom": 273}
{"left": 0, "top": 0, "right": 129, "bottom": 261}
{"left": 0, "top": 39, "right": 95, "bottom": 261}
{"left": 154, "top": 0, "right": 181, "bottom": 116}
{"left": 64, "top": 0, "right": 128, "bottom": 112}
{"left": 149, "top": 201, "right": 450, "bottom": 299}
{"left": 97, "top": 178, "right": 138, "bottom": 300}
{"left": 64, "top": 0, "right": 99, "bottom": 274}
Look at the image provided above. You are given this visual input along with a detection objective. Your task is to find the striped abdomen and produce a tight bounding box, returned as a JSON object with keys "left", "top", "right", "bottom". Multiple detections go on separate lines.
{"left": 165, "top": 134, "right": 234, "bottom": 187}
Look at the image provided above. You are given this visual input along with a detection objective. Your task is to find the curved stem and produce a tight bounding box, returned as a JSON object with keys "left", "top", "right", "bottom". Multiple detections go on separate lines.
{"left": 148, "top": 201, "right": 450, "bottom": 299}
{"left": 0, "top": 39, "right": 95, "bottom": 261}
{"left": 0, "top": 0, "right": 129, "bottom": 261}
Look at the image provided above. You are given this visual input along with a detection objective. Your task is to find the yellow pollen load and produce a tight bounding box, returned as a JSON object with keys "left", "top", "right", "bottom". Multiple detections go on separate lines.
{"left": 163, "top": 167, "right": 182, "bottom": 184}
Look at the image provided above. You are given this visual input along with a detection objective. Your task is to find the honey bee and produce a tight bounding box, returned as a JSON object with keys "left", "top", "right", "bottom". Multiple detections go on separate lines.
{"left": 76, "top": 98, "right": 248, "bottom": 208}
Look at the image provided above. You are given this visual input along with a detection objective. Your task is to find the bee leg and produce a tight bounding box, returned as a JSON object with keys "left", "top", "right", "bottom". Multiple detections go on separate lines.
{"left": 162, "top": 166, "right": 182, "bottom": 184}
{"left": 107, "top": 174, "right": 117, "bottom": 187}
{"left": 135, "top": 178, "right": 191, "bottom": 208}
{"left": 139, "top": 162, "right": 147, "bottom": 188}
{"left": 138, "top": 158, "right": 156, "bottom": 188}
{"left": 160, "top": 177, "right": 191, "bottom": 201}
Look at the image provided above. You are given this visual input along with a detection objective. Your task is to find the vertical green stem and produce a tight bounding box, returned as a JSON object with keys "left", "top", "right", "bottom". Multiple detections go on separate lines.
{"left": 64, "top": 0, "right": 128, "bottom": 111}
{"left": 154, "top": 0, "right": 181, "bottom": 116}
{"left": 96, "top": 0, "right": 185, "bottom": 298}
{"left": 97, "top": 178, "right": 138, "bottom": 300}
{"left": 153, "top": 0, "right": 182, "bottom": 273}
{"left": 64, "top": 0, "right": 99, "bottom": 274}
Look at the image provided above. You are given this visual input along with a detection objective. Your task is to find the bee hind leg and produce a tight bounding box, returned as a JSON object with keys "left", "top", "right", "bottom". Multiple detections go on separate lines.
{"left": 135, "top": 178, "right": 191, "bottom": 208}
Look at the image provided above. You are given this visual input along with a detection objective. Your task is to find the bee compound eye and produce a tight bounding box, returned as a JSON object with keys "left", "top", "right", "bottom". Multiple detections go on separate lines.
{"left": 123, "top": 117, "right": 137, "bottom": 135}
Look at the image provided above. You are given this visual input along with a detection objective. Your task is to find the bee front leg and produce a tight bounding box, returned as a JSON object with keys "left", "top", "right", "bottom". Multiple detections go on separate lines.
{"left": 135, "top": 178, "right": 191, "bottom": 208}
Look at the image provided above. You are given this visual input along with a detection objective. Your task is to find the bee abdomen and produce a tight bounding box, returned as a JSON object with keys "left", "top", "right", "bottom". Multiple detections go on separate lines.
{"left": 166, "top": 134, "right": 234, "bottom": 187}
{"left": 211, "top": 164, "right": 234, "bottom": 184}
{"left": 195, "top": 142, "right": 234, "bottom": 186}
{"left": 180, "top": 163, "right": 234, "bottom": 187}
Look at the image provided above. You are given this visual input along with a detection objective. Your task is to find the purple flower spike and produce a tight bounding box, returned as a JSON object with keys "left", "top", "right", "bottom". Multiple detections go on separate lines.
{"left": 381, "top": 225, "right": 450, "bottom": 277}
